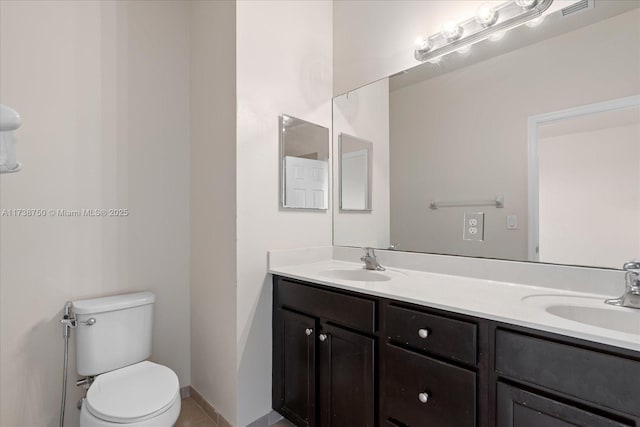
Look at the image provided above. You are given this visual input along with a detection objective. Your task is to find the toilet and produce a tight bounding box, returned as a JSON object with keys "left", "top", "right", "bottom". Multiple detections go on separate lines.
{"left": 72, "top": 292, "right": 181, "bottom": 427}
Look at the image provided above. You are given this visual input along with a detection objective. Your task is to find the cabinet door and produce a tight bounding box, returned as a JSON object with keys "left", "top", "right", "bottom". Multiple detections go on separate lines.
{"left": 497, "top": 382, "right": 629, "bottom": 427}
{"left": 318, "top": 323, "right": 375, "bottom": 427}
{"left": 276, "top": 308, "right": 317, "bottom": 427}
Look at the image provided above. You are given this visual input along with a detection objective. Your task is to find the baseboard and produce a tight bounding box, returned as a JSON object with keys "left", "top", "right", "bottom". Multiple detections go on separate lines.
{"left": 188, "top": 385, "right": 233, "bottom": 427}
{"left": 182, "top": 385, "right": 284, "bottom": 427}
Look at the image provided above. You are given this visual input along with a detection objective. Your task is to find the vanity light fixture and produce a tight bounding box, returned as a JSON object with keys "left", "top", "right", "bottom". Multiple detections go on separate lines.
{"left": 414, "top": 0, "right": 553, "bottom": 63}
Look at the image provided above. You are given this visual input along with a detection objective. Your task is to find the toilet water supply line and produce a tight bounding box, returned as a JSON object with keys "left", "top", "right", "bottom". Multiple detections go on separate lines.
{"left": 60, "top": 302, "right": 76, "bottom": 427}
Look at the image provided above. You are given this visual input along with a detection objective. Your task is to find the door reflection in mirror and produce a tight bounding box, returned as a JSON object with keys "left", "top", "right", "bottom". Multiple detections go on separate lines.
{"left": 339, "top": 133, "right": 373, "bottom": 211}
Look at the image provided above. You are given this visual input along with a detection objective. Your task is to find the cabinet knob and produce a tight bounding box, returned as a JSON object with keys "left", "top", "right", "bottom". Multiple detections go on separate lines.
{"left": 418, "top": 392, "right": 430, "bottom": 403}
{"left": 305, "top": 328, "right": 313, "bottom": 336}
{"left": 319, "top": 333, "right": 328, "bottom": 342}
{"left": 418, "top": 328, "right": 429, "bottom": 339}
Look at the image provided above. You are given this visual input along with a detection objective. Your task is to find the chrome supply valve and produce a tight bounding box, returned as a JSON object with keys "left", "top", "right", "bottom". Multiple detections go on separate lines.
{"left": 76, "top": 376, "right": 94, "bottom": 389}
{"left": 605, "top": 260, "right": 640, "bottom": 309}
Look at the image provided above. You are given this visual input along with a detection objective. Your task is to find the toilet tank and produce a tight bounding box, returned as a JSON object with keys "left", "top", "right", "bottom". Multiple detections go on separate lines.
{"left": 72, "top": 291, "right": 155, "bottom": 376}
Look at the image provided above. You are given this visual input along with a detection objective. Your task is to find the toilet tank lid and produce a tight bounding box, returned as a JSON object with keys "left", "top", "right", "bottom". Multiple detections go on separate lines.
{"left": 72, "top": 291, "right": 155, "bottom": 315}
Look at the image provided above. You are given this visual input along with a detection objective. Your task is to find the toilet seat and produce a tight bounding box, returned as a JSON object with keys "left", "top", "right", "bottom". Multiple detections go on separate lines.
{"left": 85, "top": 361, "right": 179, "bottom": 423}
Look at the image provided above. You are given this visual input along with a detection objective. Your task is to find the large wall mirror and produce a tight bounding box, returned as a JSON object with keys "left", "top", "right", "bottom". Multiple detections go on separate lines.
{"left": 333, "top": 1, "right": 640, "bottom": 269}
{"left": 280, "top": 114, "right": 330, "bottom": 210}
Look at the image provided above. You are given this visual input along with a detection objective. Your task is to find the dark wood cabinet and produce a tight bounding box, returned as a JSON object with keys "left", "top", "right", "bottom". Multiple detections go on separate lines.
{"left": 385, "top": 344, "right": 476, "bottom": 427}
{"left": 496, "top": 382, "right": 629, "bottom": 427}
{"left": 272, "top": 275, "right": 640, "bottom": 427}
{"left": 273, "top": 277, "right": 376, "bottom": 427}
{"left": 318, "top": 323, "right": 375, "bottom": 427}
{"left": 277, "top": 308, "right": 317, "bottom": 426}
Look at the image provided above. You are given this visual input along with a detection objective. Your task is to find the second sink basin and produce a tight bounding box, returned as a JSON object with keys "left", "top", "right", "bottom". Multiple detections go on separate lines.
{"left": 523, "top": 294, "right": 640, "bottom": 335}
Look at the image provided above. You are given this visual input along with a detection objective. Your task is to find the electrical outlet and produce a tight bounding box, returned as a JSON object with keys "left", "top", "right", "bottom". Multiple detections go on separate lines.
{"left": 463, "top": 212, "right": 485, "bottom": 241}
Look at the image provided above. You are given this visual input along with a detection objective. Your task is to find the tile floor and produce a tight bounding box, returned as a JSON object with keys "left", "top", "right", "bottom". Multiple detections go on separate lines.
{"left": 176, "top": 397, "right": 295, "bottom": 427}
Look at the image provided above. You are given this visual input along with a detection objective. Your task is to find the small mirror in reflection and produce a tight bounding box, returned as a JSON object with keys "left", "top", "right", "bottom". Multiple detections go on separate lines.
{"left": 339, "top": 133, "right": 373, "bottom": 211}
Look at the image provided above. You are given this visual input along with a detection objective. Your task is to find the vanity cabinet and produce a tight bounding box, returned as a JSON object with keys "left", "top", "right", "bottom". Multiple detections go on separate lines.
{"left": 273, "top": 277, "right": 376, "bottom": 427}
{"left": 272, "top": 276, "right": 640, "bottom": 427}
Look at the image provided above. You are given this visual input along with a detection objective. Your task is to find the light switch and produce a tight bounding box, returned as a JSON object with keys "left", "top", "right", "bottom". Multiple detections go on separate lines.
{"left": 506, "top": 215, "right": 518, "bottom": 230}
{"left": 463, "top": 212, "right": 484, "bottom": 241}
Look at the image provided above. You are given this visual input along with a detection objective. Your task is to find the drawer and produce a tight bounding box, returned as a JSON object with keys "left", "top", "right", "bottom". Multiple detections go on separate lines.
{"left": 386, "top": 304, "right": 477, "bottom": 365}
{"left": 385, "top": 344, "right": 476, "bottom": 427}
{"left": 496, "top": 329, "right": 640, "bottom": 417}
{"left": 276, "top": 278, "right": 376, "bottom": 333}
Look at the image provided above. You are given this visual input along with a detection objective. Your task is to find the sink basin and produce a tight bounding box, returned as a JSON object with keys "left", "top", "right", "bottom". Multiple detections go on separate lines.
{"left": 522, "top": 294, "right": 640, "bottom": 335}
{"left": 319, "top": 269, "right": 396, "bottom": 282}
{"left": 545, "top": 305, "right": 639, "bottom": 335}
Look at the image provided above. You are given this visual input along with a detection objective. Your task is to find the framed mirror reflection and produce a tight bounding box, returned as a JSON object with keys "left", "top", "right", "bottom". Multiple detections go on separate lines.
{"left": 332, "top": 1, "right": 640, "bottom": 269}
{"left": 280, "top": 114, "right": 330, "bottom": 210}
{"left": 339, "top": 133, "right": 373, "bottom": 211}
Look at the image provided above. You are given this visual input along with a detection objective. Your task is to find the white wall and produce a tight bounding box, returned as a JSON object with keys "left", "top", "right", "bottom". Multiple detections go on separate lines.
{"left": 236, "top": 1, "right": 333, "bottom": 424}
{"left": 539, "top": 122, "right": 640, "bottom": 268}
{"left": 0, "top": 2, "right": 191, "bottom": 426}
{"left": 385, "top": 9, "right": 640, "bottom": 262}
{"left": 333, "top": 78, "right": 390, "bottom": 248}
{"left": 189, "top": 0, "right": 237, "bottom": 424}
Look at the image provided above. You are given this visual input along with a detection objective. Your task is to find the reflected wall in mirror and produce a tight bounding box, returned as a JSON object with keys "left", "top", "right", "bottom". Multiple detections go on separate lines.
{"left": 339, "top": 133, "right": 373, "bottom": 211}
{"left": 332, "top": 1, "right": 640, "bottom": 269}
{"left": 280, "top": 114, "right": 329, "bottom": 210}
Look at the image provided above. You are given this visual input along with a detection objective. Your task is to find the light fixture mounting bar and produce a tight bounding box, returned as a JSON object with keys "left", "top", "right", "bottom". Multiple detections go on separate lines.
{"left": 415, "top": 0, "right": 554, "bottom": 62}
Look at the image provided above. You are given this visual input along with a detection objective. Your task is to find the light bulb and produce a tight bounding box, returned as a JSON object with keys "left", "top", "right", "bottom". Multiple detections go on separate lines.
{"left": 414, "top": 36, "right": 432, "bottom": 52}
{"left": 475, "top": 3, "right": 498, "bottom": 27}
{"left": 441, "top": 21, "right": 463, "bottom": 42}
{"left": 515, "top": 0, "right": 537, "bottom": 9}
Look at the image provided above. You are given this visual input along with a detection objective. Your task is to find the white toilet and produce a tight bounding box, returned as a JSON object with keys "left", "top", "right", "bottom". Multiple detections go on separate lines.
{"left": 72, "top": 292, "right": 181, "bottom": 427}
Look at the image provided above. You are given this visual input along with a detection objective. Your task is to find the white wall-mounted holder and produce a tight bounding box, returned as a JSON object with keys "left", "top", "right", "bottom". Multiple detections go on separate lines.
{"left": 0, "top": 104, "right": 23, "bottom": 174}
{"left": 414, "top": 0, "right": 554, "bottom": 64}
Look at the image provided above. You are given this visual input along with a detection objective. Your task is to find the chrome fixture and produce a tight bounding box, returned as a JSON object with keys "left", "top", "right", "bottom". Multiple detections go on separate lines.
{"left": 361, "top": 247, "right": 385, "bottom": 271}
{"left": 305, "top": 328, "right": 313, "bottom": 336}
{"left": 0, "top": 104, "right": 22, "bottom": 174}
{"left": 605, "top": 261, "right": 640, "bottom": 309}
{"left": 418, "top": 392, "right": 430, "bottom": 403}
{"left": 430, "top": 195, "right": 504, "bottom": 210}
{"left": 388, "top": 243, "right": 399, "bottom": 251}
{"left": 418, "top": 328, "right": 430, "bottom": 339}
{"left": 414, "top": 0, "right": 553, "bottom": 63}
{"left": 319, "top": 333, "right": 328, "bottom": 342}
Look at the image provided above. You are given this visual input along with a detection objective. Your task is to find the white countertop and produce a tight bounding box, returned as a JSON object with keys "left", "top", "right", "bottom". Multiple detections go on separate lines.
{"left": 269, "top": 259, "right": 640, "bottom": 352}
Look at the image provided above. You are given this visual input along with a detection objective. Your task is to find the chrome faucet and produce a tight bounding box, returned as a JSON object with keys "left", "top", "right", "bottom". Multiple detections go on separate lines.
{"left": 605, "top": 260, "right": 640, "bottom": 309}
{"left": 361, "top": 247, "right": 385, "bottom": 271}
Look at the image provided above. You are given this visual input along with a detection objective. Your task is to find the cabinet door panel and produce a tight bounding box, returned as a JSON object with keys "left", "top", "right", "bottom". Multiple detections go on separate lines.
{"left": 278, "top": 308, "right": 317, "bottom": 427}
{"left": 497, "top": 382, "right": 629, "bottom": 427}
{"left": 319, "top": 323, "right": 375, "bottom": 427}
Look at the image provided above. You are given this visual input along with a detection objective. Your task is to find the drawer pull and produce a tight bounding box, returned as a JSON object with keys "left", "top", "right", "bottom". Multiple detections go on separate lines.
{"left": 305, "top": 328, "right": 313, "bottom": 336}
{"left": 418, "top": 328, "right": 430, "bottom": 339}
{"left": 319, "top": 333, "right": 328, "bottom": 342}
{"left": 418, "top": 392, "right": 430, "bottom": 403}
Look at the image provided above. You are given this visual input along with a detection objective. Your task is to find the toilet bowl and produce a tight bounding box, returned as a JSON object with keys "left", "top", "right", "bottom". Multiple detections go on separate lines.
{"left": 80, "top": 361, "right": 181, "bottom": 427}
{"left": 71, "top": 292, "right": 181, "bottom": 427}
